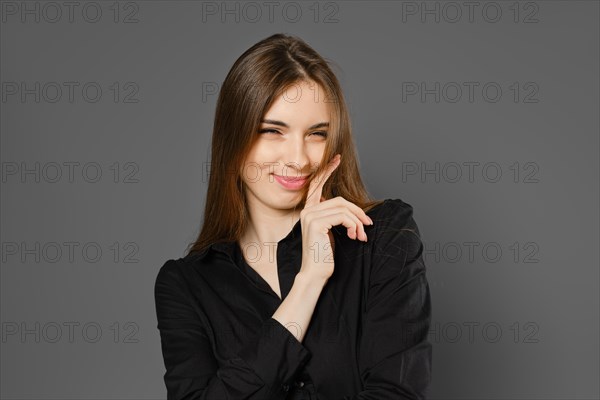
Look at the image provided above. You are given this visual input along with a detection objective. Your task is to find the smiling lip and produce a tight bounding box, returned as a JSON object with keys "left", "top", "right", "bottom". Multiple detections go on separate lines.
{"left": 273, "top": 174, "right": 308, "bottom": 190}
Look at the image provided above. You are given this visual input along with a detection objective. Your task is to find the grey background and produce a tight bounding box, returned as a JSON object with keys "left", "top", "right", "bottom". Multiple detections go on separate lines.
{"left": 1, "top": 0, "right": 598, "bottom": 399}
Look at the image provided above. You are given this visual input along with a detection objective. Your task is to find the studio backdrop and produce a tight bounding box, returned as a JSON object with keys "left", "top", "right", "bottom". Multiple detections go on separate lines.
{"left": 1, "top": 1, "right": 598, "bottom": 399}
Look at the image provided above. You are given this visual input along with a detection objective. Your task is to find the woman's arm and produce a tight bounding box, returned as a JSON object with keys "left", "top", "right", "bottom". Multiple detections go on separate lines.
{"left": 154, "top": 259, "right": 315, "bottom": 399}
{"left": 272, "top": 268, "right": 328, "bottom": 343}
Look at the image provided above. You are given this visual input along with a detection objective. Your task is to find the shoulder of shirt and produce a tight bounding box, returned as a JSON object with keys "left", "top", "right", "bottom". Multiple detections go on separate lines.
{"left": 370, "top": 197, "right": 421, "bottom": 240}
{"left": 154, "top": 258, "right": 180, "bottom": 289}
{"left": 156, "top": 246, "right": 220, "bottom": 283}
{"left": 154, "top": 252, "right": 204, "bottom": 288}
{"left": 372, "top": 197, "right": 416, "bottom": 224}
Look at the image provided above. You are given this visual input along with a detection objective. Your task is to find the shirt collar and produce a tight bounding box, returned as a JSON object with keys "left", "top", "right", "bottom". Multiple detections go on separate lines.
{"left": 196, "top": 218, "right": 303, "bottom": 261}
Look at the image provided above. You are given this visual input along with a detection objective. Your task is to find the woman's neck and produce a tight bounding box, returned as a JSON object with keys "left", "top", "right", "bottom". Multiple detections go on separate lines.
{"left": 240, "top": 211, "right": 301, "bottom": 250}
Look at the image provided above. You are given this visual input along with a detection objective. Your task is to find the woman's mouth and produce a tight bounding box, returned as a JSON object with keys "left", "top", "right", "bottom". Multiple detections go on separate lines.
{"left": 273, "top": 174, "right": 308, "bottom": 190}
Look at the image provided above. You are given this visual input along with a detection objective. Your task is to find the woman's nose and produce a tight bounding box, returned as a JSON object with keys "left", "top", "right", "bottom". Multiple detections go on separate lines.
{"left": 281, "top": 135, "right": 311, "bottom": 174}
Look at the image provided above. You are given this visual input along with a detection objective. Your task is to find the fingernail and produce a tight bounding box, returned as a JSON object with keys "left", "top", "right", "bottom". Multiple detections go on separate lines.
{"left": 368, "top": 217, "right": 374, "bottom": 225}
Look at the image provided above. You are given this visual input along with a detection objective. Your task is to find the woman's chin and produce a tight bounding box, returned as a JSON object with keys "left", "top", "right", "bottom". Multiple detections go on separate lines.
{"left": 270, "top": 194, "right": 305, "bottom": 210}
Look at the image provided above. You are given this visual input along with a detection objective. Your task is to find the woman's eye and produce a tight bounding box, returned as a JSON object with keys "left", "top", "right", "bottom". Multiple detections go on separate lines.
{"left": 258, "top": 129, "right": 327, "bottom": 138}
{"left": 258, "top": 129, "right": 280, "bottom": 135}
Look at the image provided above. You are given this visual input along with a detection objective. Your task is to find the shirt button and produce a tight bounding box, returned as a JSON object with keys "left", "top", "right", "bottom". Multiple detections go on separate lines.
{"left": 295, "top": 381, "right": 305, "bottom": 388}
{"left": 282, "top": 384, "right": 290, "bottom": 392}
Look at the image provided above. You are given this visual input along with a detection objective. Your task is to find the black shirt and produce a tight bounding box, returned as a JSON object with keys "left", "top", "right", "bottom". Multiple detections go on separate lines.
{"left": 154, "top": 198, "right": 432, "bottom": 399}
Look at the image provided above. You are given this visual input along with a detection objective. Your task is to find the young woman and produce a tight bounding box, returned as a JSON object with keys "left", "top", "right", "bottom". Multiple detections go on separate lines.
{"left": 154, "top": 33, "right": 432, "bottom": 399}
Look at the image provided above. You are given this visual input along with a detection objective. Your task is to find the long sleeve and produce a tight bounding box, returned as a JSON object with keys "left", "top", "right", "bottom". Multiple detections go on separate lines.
{"left": 323, "top": 200, "right": 432, "bottom": 399}
{"left": 154, "top": 259, "right": 312, "bottom": 399}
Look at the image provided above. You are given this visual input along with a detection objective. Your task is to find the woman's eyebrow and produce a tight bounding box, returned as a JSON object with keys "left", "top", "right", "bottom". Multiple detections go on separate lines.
{"left": 261, "top": 119, "right": 329, "bottom": 130}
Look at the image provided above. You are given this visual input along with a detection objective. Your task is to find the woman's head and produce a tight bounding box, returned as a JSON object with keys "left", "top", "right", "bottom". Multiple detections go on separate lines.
{"left": 241, "top": 79, "right": 330, "bottom": 212}
{"left": 186, "top": 33, "right": 383, "bottom": 255}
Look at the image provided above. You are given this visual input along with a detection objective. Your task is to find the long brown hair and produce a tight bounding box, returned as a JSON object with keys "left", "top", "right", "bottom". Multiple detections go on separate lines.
{"left": 185, "top": 33, "right": 384, "bottom": 256}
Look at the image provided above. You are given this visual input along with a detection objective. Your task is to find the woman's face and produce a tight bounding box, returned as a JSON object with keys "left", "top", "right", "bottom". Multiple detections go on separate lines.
{"left": 240, "top": 79, "right": 330, "bottom": 211}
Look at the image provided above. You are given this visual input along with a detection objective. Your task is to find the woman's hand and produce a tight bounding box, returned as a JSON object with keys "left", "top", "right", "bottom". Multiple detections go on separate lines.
{"left": 298, "top": 154, "right": 374, "bottom": 283}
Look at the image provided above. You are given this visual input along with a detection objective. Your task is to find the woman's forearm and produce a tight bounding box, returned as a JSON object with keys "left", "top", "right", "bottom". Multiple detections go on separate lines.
{"left": 271, "top": 270, "right": 327, "bottom": 343}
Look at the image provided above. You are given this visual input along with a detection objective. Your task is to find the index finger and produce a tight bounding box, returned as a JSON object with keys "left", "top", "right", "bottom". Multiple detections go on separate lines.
{"left": 305, "top": 153, "right": 341, "bottom": 208}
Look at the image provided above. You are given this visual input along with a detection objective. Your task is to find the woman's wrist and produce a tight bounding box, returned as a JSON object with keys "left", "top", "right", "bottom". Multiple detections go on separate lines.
{"left": 271, "top": 270, "right": 327, "bottom": 342}
{"left": 294, "top": 270, "right": 328, "bottom": 292}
